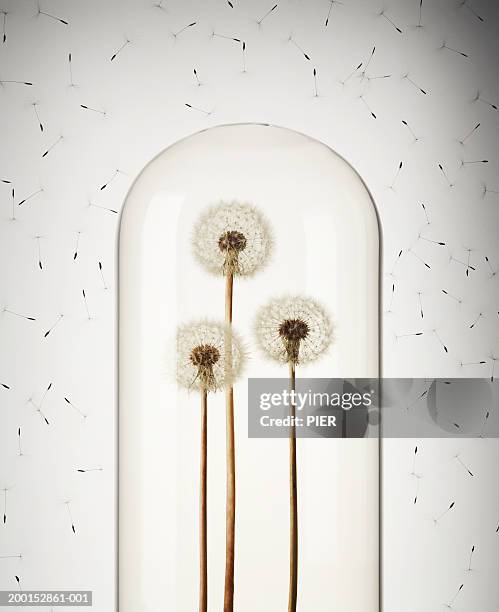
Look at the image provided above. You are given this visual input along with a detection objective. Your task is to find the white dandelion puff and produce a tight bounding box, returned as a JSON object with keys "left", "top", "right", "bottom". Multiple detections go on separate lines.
{"left": 176, "top": 320, "right": 245, "bottom": 393}
{"left": 254, "top": 295, "right": 333, "bottom": 365}
{"left": 192, "top": 200, "right": 273, "bottom": 277}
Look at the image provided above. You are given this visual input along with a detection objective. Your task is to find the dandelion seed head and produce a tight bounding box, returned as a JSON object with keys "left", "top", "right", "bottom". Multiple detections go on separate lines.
{"left": 192, "top": 200, "right": 273, "bottom": 276}
{"left": 255, "top": 296, "right": 333, "bottom": 365}
{"left": 177, "top": 320, "right": 245, "bottom": 392}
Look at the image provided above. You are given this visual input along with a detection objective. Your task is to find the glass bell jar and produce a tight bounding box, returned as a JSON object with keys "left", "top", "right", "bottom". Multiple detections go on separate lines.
{"left": 119, "top": 123, "right": 380, "bottom": 612}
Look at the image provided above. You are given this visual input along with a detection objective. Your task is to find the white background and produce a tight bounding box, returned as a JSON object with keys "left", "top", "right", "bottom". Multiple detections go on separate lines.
{"left": 0, "top": 0, "right": 498, "bottom": 610}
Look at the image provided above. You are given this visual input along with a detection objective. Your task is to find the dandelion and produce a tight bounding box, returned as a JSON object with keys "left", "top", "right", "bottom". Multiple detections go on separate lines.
{"left": 192, "top": 200, "right": 272, "bottom": 612}
{"left": 176, "top": 321, "right": 245, "bottom": 612}
{"left": 254, "top": 295, "right": 332, "bottom": 365}
{"left": 192, "top": 200, "right": 273, "bottom": 278}
{"left": 177, "top": 320, "right": 245, "bottom": 392}
{"left": 254, "top": 295, "right": 333, "bottom": 612}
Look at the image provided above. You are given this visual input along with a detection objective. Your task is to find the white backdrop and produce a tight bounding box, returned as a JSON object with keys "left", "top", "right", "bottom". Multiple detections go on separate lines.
{"left": 0, "top": 1, "right": 498, "bottom": 610}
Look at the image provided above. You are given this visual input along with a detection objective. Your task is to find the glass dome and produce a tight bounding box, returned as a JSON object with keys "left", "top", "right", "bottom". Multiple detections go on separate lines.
{"left": 119, "top": 124, "right": 380, "bottom": 612}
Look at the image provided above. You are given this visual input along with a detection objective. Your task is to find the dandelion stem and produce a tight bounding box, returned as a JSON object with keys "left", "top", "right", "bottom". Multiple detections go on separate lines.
{"left": 288, "top": 361, "right": 298, "bottom": 612}
{"left": 199, "top": 389, "right": 208, "bottom": 612}
{"left": 224, "top": 271, "right": 236, "bottom": 612}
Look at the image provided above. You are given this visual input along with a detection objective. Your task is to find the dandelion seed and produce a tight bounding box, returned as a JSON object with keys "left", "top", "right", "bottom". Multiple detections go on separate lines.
{"left": 257, "top": 3, "right": 277, "bottom": 26}
{"left": 417, "top": 291, "right": 424, "bottom": 318}
{"left": 18, "top": 188, "right": 43, "bottom": 207}
{"left": 473, "top": 91, "right": 497, "bottom": 110}
{"left": 340, "top": 61, "right": 362, "bottom": 86}
{"left": 210, "top": 30, "right": 240, "bottom": 43}
{"left": 2, "top": 307, "right": 36, "bottom": 321}
{"left": 379, "top": 9, "right": 403, "bottom": 33}
{"left": 3, "top": 488, "right": 8, "bottom": 524}
{"left": 434, "top": 501, "right": 455, "bottom": 525}
{"left": 459, "top": 122, "right": 480, "bottom": 145}
{"left": 455, "top": 453, "right": 474, "bottom": 477}
{"left": 359, "top": 46, "right": 375, "bottom": 80}
{"left": 77, "top": 467, "right": 103, "bottom": 473}
{"left": 64, "top": 397, "right": 87, "bottom": 419}
{"left": 241, "top": 41, "right": 247, "bottom": 73}
{"left": 80, "top": 104, "right": 107, "bottom": 117}
{"left": 172, "top": 22, "right": 197, "bottom": 39}
{"left": 403, "top": 73, "right": 427, "bottom": 95}
{"left": 68, "top": 53, "right": 76, "bottom": 87}
{"left": 389, "top": 161, "right": 403, "bottom": 190}
{"left": 36, "top": 1, "right": 68, "bottom": 25}
{"left": 28, "top": 397, "right": 49, "bottom": 425}
{"left": 73, "top": 231, "right": 81, "bottom": 260}
{"left": 459, "top": 0, "right": 484, "bottom": 22}
{"left": 418, "top": 232, "right": 445, "bottom": 247}
{"left": 185, "top": 103, "right": 212, "bottom": 116}
{"left": 32, "top": 103, "right": 44, "bottom": 132}
{"left": 42, "top": 136, "right": 63, "bottom": 158}
{"left": 408, "top": 248, "right": 431, "bottom": 269}
{"left": 0, "top": 79, "right": 33, "bottom": 87}
{"left": 440, "top": 41, "right": 469, "bottom": 58}
{"left": 35, "top": 236, "right": 43, "bottom": 269}
{"left": 433, "top": 329, "right": 448, "bottom": 353}
{"left": 396, "top": 332, "right": 423, "bottom": 340}
{"left": 479, "top": 410, "right": 490, "bottom": 438}
{"left": 441, "top": 289, "right": 463, "bottom": 304}
{"left": 489, "top": 355, "right": 498, "bottom": 382}
{"left": 445, "top": 583, "right": 463, "bottom": 608}
{"left": 1, "top": 10, "right": 7, "bottom": 43}
{"left": 416, "top": 0, "right": 424, "bottom": 28}
{"left": 313, "top": 67, "right": 318, "bottom": 97}
{"left": 325, "top": 0, "right": 343, "bottom": 26}
{"left": 64, "top": 501, "right": 76, "bottom": 534}
{"left": 88, "top": 201, "right": 118, "bottom": 214}
{"left": 98, "top": 261, "right": 108, "bottom": 289}
{"left": 110, "top": 38, "right": 131, "bottom": 61}
{"left": 485, "top": 256, "right": 497, "bottom": 278}
{"left": 402, "top": 120, "right": 420, "bottom": 143}
{"left": 100, "top": 169, "right": 122, "bottom": 191}
{"left": 288, "top": 36, "right": 311, "bottom": 61}
{"left": 469, "top": 312, "right": 483, "bottom": 329}
{"left": 359, "top": 95, "right": 377, "bottom": 119}
{"left": 467, "top": 545, "right": 475, "bottom": 570}
{"left": 438, "top": 163, "right": 454, "bottom": 187}
{"left": 43, "top": 314, "right": 63, "bottom": 338}
{"left": 82, "top": 289, "right": 91, "bottom": 320}
{"left": 461, "top": 158, "right": 488, "bottom": 166}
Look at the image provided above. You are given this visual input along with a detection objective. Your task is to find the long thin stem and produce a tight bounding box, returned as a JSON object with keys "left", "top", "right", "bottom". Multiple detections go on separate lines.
{"left": 199, "top": 390, "right": 208, "bottom": 612}
{"left": 288, "top": 362, "right": 298, "bottom": 612}
{"left": 224, "top": 272, "right": 236, "bottom": 612}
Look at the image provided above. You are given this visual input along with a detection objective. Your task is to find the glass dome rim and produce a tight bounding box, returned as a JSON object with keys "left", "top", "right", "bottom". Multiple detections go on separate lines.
{"left": 119, "top": 121, "right": 383, "bottom": 239}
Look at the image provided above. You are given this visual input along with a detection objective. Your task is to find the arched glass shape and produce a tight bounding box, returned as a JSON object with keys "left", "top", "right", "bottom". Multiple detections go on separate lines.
{"left": 119, "top": 124, "right": 380, "bottom": 612}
